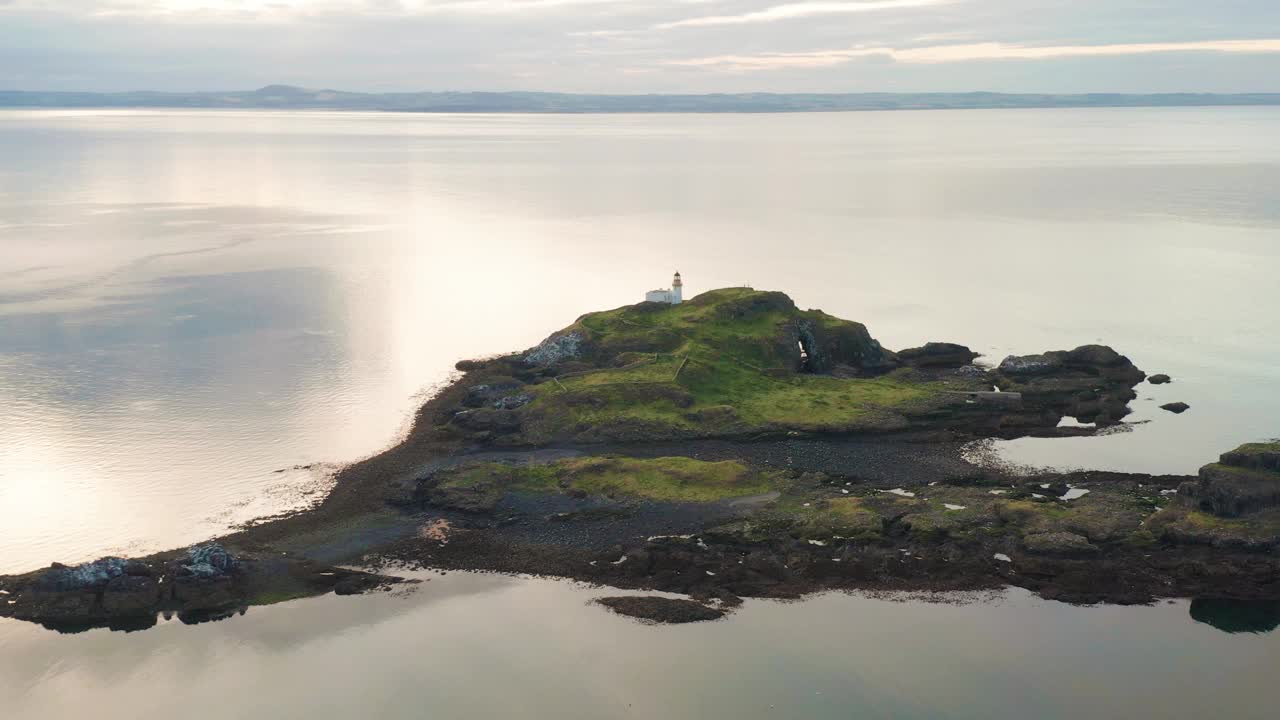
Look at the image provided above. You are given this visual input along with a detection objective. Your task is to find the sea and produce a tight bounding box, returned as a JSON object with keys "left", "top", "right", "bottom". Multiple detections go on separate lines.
{"left": 1, "top": 107, "right": 1277, "bottom": 718}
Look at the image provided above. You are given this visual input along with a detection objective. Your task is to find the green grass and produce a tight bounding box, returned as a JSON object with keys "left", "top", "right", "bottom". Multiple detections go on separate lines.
{"left": 515, "top": 288, "right": 942, "bottom": 442}
{"left": 734, "top": 375, "right": 929, "bottom": 428}
{"left": 1232, "top": 442, "right": 1280, "bottom": 455}
{"left": 436, "top": 456, "right": 781, "bottom": 503}
{"left": 560, "top": 355, "right": 683, "bottom": 388}
{"left": 1204, "top": 464, "right": 1280, "bottom": 482}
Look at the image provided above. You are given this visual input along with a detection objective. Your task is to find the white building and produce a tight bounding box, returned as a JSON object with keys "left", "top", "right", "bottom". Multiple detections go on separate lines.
{"left": 645, "top": 272, "right": 683, "bottom": 304}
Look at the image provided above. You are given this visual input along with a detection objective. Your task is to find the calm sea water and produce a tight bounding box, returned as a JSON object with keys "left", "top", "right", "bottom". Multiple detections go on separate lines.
{"left": 0, "top": 572, "right": 1276, "bottom": 720}
{"left": 1, "top": 108, "right": 1278, "bottom": 717}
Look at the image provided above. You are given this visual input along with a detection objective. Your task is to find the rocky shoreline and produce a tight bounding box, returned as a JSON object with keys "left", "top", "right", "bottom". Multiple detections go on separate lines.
{"left": 2, "top": 288, "right": 1274, "bottom": 630}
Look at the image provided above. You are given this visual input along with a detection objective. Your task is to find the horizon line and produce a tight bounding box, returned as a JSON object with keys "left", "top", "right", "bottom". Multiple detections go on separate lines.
{"left": 5, "top": 86, "right": 1280, "bottom": 97}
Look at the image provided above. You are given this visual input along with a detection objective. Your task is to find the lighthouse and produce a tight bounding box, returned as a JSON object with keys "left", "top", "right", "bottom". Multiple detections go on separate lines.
{"left": 644, "top": 272, "right": 685, "bottom": 305}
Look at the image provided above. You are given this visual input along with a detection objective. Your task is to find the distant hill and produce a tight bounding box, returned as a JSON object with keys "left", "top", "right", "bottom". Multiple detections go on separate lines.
{"left": 3, "top": 85, "right": 1279, "bottom": 113}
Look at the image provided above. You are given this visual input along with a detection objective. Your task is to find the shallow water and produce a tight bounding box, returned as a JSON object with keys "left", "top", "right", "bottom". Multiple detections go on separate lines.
{"left": 1, "top": 573, "right": 1277, "bottom": 719}
{"left": 1, "top": 108, "right": 1278, "bottom": 717}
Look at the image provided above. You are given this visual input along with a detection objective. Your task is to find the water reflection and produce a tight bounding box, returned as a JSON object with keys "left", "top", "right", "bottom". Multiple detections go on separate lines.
{"left": 2, "top": 576, "right": 1278, "bottom": 719}
{"left": 1190, "top": 599, "right": 1280, "bottom": 635}
{"left": 32, "top": 604, "right": 258, "bottom": 636}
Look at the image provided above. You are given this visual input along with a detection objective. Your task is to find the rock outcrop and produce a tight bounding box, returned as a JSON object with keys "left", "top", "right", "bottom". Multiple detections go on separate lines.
{"left": 994, "top": 345, "right": 1145, "bottom": 425}
{"left": 897, "top": 342, "right": 978, "bottom": 369}
{"left": 1179, "top": 443, "right": 1280, "bottom": 518}
{"left": 523, "top": 331, "right": 583, "bottom": 367}
{"left": 0, "top": 543, "right": 397, "bottom": 632}
{"left": 788, "top": 316, "right": 897, "bottom": 374}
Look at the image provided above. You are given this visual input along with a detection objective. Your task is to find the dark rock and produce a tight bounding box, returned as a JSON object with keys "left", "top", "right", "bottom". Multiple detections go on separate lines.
{"left": 19, "top": 590, "right": 97, "bottom": 620}
{"left": 992, "top": 345, "right": 1145, "bottom": 428}
{"left": 1220, "top": 445, "right": 1280, "bottom": 472}
{"left": 182, "top": 543, "right": 239, "bottom": 578}
{"left": 123, "top": 560, "right": 153, "bottom": 577}
{"left": 492, "top": 393, "right": 532, "bottom": 410}
{"left": 1182, "top": 464, "right": 1280, "bottom": 517}
{"left": 1061, "top": 345, "right": 1146, "bottom": 385}
{"left": 450, "top": 408, "right": 522, "bottom": 433}
{"left": 1160, "top": 402, "right": 1190, "bottom": 414}
{"left": 101, "top": 576, "right": 161, "bottom": 615}
{"left": 788, "top": 316, "right": 897, "bottom": 375}
{"left": 595, "top": 596, "right": 725, "bottom": 624}
{"left": 897, "top": 342, "right": 979, "bottom": 369}
{"left": 1149, "top": 374, "right": 1172, "bottom": 385}
{"left": 463, "top": 382, "right": 521, "bottom": 408}
{"left": 172, "top": 575, "right": 239, "bottom": 610}
{"left": 32, "top": 557, "right": 130, "bottom": 592}
{"left": 998, "top": 353, "right": 1064, "bottom": 376}
{"left": 1063, "top": 345, "right": 1124, "bottom": 368}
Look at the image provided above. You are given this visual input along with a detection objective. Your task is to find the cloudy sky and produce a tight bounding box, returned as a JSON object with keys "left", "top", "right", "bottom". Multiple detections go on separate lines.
{"left": 2, "top": 0, "right": 1278, "bottom": 93}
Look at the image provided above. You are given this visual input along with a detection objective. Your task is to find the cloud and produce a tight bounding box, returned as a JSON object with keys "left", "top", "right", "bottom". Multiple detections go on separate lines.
{"left": 667, "top": 38, "right": 1280, "bottom": 71}
{"left": 656, "top": 0, "right": 951, "bottom": 29}
{"left": 3, "top": 0, "right": 1279, "bottom": 93}
{"left": 0, "top": 0, "right": 638, "bottom": 18}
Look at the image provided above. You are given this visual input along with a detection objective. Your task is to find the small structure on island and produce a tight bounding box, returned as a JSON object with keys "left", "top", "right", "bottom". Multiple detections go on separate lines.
{"left": 645, "top": 272, "right": 683, "bottom": 305}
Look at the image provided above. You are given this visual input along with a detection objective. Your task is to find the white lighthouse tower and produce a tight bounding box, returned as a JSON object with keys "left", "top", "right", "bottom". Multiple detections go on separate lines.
{"left": 645, "top": 271, "right": 684, "bottom": 304}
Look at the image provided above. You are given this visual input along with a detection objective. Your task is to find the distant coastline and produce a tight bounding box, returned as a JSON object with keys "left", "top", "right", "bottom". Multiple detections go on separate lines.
{"left": 4, "top": 85, "right": 1280, "bottom": 113}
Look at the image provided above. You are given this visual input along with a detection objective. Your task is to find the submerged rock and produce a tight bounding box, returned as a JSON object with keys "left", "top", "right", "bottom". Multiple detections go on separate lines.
{"left": 1149, "top": 374, "right": 1172, "bottom": 385}
{"left": 1161, "top": 402, "right": 1190, "bottom": 414}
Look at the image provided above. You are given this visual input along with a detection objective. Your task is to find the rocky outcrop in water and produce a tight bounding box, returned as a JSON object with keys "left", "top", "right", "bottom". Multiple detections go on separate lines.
{"left": 0, "top": 543, "right": 398, "bottom": 632}
{"left": 994, "top": 345, "right": 1145, "bottom": 426}
{"left": 898, "top": 342, "right": 979, "bottom": 369}
{"left": 1178, "top": 443, "right": 1280, "bottom": 518}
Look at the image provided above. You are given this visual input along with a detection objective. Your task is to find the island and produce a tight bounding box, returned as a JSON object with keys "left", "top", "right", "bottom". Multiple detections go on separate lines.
{"left": 2, "top": 286, "right": 1277, "bottom": 630}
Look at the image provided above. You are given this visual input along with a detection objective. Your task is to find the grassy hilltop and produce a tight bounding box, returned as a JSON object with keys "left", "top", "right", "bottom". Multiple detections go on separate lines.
{"left": 451, "top": 288, "right": 964, "bottom": 445}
